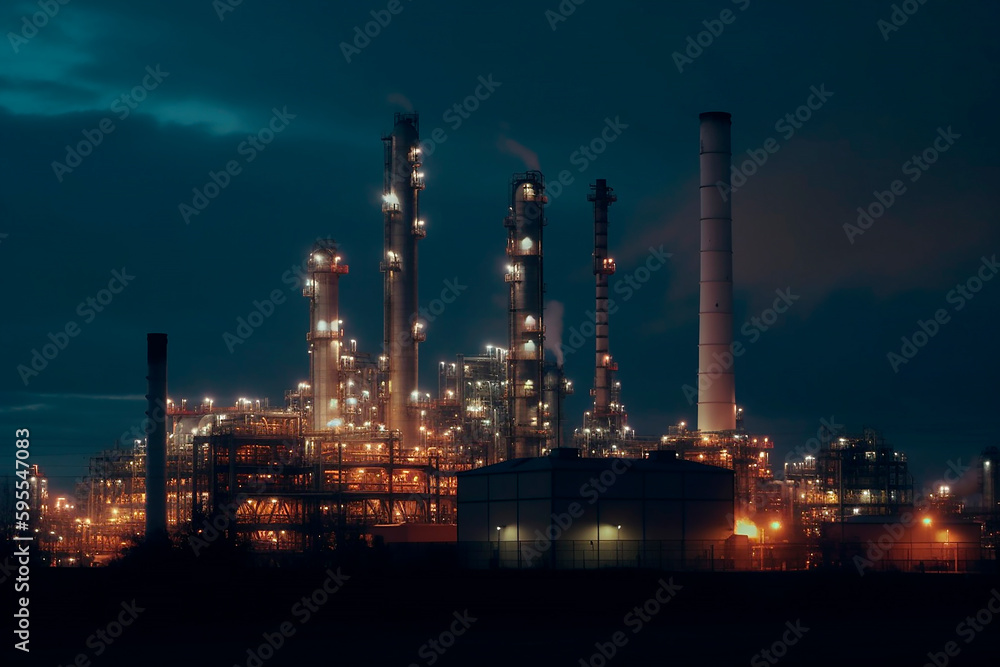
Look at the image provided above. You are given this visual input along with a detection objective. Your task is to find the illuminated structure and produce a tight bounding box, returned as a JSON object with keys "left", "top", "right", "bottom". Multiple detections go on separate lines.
{"left": 305, "top": 239, "right": 349, "bottom": 432}
{"left": 784, "top": 429, "right": 913, "bottom": 536}
{"left": 505, "top": 171, "right": 547, "bottom": 459}
{"left": 661, "top": 416, "right": 774, "bottom": 518}
{"left": 382, "top": 113, "right": 425, "bottom": 450}
{"left": 580, "top": 179, "right": 631, "bottom": 455}
{"left": 438, "top": 346, "right": 509, "bottom": 465}
{"left": 66, "top": 110, "right": 990, "bottom": 570}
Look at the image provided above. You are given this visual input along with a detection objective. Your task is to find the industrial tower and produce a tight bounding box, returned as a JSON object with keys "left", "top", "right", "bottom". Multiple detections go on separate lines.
{"left": 697, "top": 112, "right": 737, "bottom": 432}
{"left": 304, "top": 239, "right": 349, "bottom": 432}
{"left": 381, "top": 113, "right": 426, "bottom": 449}
{"left": 505, "top": 171, "right": 547, "bottom": 459}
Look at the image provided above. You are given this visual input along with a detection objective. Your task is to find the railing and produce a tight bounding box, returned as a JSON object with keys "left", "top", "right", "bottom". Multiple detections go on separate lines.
{"left": 458, "top": 539, "right": 997, "bottom": 573}
{"left": 459, "top": 539, "right": 737, "bottom": 571}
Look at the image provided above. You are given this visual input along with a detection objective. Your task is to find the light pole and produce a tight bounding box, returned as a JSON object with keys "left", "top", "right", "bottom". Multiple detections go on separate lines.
{"left": 496, "top": 525, "right": 505, "bottom": 568}
{"left": 617, "top": 524, "right": 622, "bottom": 566}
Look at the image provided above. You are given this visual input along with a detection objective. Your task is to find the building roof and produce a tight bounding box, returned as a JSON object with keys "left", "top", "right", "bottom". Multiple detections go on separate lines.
{"left": 456, "top": 448, "right": 731, "bottom": 477}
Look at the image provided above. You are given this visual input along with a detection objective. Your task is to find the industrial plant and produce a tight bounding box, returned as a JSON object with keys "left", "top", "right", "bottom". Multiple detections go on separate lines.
{"left": 27, "top": 112, "right": 997, "bottom": 572}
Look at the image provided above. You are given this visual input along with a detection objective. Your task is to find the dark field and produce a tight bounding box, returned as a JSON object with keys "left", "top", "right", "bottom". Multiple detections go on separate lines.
{"left": 10, "top": 555, "right": 1000, "bottom": 667}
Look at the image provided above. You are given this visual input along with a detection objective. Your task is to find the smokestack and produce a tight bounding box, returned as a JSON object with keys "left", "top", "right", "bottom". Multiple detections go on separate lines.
{"left": 544, "top": 363, "right": 573, "bottom": 450}
{"left": 145, "top": 333, "right": 167, "bottom": 539}
{"left": 698, "top": 112, "right": 736, "bottom": 432}
{"left": 589, "top": 179, "right": 618, "bottom": 424}
{"left": 381, "top": 113, "right": 425, "bottom": 449}
{"left": 506, "top": 171, "right": 546, "bottom": 459}
{"left": 306, "top": 240, "right": 348, "bottom": 432}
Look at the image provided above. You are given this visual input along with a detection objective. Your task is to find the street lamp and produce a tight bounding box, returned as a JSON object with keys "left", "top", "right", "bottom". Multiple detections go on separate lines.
{"left": 617, "top": 524, "right": 622, "bottom": 566}
{"left": 495, "top": 525, "right": 506, "bottom": 567}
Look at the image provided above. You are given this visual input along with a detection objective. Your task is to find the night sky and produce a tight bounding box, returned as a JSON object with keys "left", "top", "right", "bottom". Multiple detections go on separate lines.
{"left": 2, "top": 0, "right": 998, "bottom": 496}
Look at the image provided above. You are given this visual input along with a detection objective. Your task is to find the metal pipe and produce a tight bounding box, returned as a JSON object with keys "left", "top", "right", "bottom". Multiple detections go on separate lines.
{"left": 698, "top": 112, "right": 736, "bottom": 432}
{"left": 145, "top": 333, "right": 167, "bottom": 538}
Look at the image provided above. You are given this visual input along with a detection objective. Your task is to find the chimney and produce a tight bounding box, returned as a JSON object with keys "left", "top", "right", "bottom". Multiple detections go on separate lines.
{"left": 145, "top": 333, "right": 168, "bottom": 538}
{"left": 698, "top": 112, "right": 736, "bottom": 432}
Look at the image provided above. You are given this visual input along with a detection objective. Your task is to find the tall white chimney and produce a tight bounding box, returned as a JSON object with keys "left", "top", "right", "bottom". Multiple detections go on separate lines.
{"left": 698, "top": 112, "right": 736, "bottom": 432}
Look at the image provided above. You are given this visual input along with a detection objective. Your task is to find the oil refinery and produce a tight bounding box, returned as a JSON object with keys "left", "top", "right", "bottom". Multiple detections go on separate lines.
{"left": 26, "top": 111, "right": 997, "bottom": 572}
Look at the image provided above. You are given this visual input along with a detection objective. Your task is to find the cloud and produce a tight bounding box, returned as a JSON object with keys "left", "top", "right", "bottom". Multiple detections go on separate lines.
{"left": 15, "top": 392, "right": 145, "bottom": 401}
{"left": 0, "top": 403, "right": 49, "bottom": 414}
{"left": 625, "top": 136, "right": 999, "bottom": 314}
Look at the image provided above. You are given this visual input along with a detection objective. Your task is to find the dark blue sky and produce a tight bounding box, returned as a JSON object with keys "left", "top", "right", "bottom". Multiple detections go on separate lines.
{"left": 2, "top": 0, "right": 998, "bottom": 496}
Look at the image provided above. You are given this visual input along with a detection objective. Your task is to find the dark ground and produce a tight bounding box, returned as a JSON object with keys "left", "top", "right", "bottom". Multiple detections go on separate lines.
{"left": 6, "top": 551, "right": 1000, "bottom": 667}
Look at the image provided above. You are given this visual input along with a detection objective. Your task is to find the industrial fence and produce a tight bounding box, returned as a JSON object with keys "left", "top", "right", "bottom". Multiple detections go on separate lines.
{"left": 460, "top": 539, "right": 752, "bottom": 571}
{"left": 458, "top": 540, "right": 997, "bottom": 572}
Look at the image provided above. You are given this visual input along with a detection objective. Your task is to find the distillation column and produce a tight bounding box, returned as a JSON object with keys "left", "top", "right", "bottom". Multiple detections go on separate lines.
{"left": 698, "top": 112, "right": 737, "bottom": 432}
{"left": 381, "top": 113, "right": 426, "bottom": 449}
{"left": 589, "top": 179, "right": 620, "bottom": 431}
{"left": 505, "top": 171, "right": 546, "bottom": 459}
{"left": 305, "top": 240, "right": 349, "bottom": 432}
